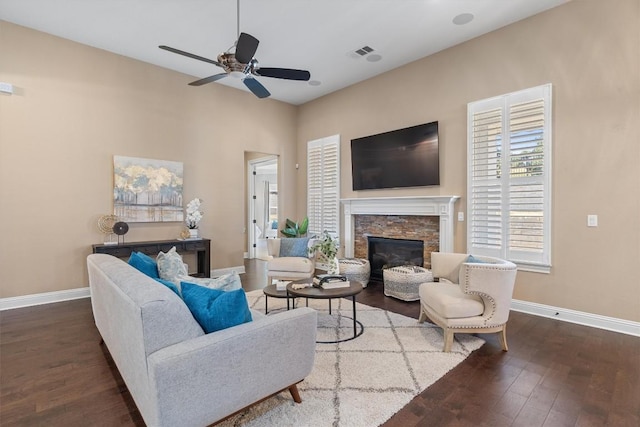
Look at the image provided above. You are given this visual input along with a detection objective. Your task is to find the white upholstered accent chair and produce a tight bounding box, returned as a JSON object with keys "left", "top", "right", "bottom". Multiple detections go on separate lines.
{"left": 266, "top": 238, "right": 315, "bottom": 285}
{"left": 418, "top": 252, "right": 517, "bottom": 352}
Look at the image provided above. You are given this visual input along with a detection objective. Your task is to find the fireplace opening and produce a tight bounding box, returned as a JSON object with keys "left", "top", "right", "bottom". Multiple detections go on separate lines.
{"left": 367, "top": 236, "right": 424, "bottom": 280}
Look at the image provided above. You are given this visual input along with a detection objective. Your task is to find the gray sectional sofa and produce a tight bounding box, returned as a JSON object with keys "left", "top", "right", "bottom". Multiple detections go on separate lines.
{"left": 87, "top": 253, "right": 317, "bottom": 427}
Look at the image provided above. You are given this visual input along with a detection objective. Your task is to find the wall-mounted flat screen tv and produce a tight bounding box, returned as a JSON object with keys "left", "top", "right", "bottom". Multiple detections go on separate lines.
{"left": 351, "top": 121, "right": 439, "bottom": 190}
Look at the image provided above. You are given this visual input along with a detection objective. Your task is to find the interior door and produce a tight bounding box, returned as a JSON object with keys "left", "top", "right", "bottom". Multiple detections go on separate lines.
{"left": 247, "top": 156, "right": 278, "bottom": 259}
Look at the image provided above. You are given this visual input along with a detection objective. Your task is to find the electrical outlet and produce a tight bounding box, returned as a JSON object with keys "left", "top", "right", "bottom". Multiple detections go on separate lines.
{"left": 457, "top": 212, "right": 464, "bottom": 221}
{"left": 587, "top": 214, "right": 598, "bottom": 227}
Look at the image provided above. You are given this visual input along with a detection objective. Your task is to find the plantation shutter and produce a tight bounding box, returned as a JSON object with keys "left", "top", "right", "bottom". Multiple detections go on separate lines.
{"left": 468, "top": 84, "right": 552, "bottom": 271}
{"left": 307, "top": 135, "right": 340, "bottom": 237}
{"left": 468, "top": 103, "right": 504, "bottom": 258}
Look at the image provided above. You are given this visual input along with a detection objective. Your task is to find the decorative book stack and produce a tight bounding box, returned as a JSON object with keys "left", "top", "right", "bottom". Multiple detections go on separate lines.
{"left": 313, "top": 275, "right": 350, "bottom": 289}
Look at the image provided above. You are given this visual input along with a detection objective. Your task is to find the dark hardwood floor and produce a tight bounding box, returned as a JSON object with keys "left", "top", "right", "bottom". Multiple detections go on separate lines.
{"left": 1, "top": 259, "right": 638, "bottom": 426}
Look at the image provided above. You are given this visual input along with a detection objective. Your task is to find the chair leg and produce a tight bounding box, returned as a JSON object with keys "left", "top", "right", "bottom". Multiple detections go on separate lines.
{"left": 443, "top": 329, "right": 454, "bottom": 352}
{"left": 288, "top": 384, "right": 302, "bottom": 403}
{"left": 498, "top": 325, "right": 509, "bottom": 351}
{"left": 418, "top": 307, "right": 427, "bottom": 323}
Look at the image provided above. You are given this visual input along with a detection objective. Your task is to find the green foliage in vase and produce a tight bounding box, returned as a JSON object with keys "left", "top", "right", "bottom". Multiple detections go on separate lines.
{"left": 309, "top": 231, "right": 339, "bottom": 262}
{"left": 280, "top": 217, "right": 309, "bottom": 237}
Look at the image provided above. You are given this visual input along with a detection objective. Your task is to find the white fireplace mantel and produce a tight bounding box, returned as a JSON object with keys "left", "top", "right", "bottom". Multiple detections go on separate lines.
{"left": 341, "top": 196, "right": 460, "bottom": 257}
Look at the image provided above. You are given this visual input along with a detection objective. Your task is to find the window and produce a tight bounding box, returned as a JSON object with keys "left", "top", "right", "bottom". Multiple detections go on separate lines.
{"left": 467, "top": 84, "right": 552, "bottom": 272}
{"left": 307, "top": 135, "right": 340, "bottom": 237}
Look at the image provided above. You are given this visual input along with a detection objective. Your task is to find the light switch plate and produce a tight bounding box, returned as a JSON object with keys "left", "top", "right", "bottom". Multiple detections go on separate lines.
{"left": 0, "top": 82, "right": 14, "bottom": 94}
{"left": 457, "top": 212, "right": 464, "bottom": 221}
{"left": 587, "top": 214, "right": 598, "bottom": 227}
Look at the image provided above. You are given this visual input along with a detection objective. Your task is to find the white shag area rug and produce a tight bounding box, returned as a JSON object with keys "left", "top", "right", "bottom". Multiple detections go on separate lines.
{"left": 219, "top": 290, "right": 484, "bottom": 427}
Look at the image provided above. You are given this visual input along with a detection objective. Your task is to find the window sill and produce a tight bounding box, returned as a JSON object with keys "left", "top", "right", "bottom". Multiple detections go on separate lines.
{"left": 515, "top": 262, "right": 551, "bottom": 274}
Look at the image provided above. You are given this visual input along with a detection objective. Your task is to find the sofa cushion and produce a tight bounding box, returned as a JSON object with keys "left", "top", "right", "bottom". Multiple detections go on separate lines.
{"left": 268, "top": 256, "right": 314, "bottom": 273}
{"left": 181, "top": 283, "right": 252, "bottom": 333}
{"left": 279, "top": 237, "right": 310, "bottom": 257}
{"left": 419, "top": 282, "right": 484, "bottom": 319}
{"left": 181, "top": 271, "right": 242, "bottom": 292}
{"left": 156, "top": 246, "right": 188, "bottom": 281}
{"left": 128, "top": 251, "right": 159, "bottom": 279}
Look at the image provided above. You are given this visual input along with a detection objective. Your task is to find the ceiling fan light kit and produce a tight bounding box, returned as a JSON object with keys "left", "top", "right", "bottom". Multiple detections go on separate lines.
{"left": 159, "top": 0, "right": 311, "bottom": 100}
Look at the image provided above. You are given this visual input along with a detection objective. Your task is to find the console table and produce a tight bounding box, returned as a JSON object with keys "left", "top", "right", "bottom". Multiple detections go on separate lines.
{"left": 92, "top": 239, "right": 211, "bottom": 277}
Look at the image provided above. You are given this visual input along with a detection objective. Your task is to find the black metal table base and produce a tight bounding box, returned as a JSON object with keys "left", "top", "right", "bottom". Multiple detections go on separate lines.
{"left": 316, "top": 315, "right": 364, "bottom": 344}
{"left": 288, "top": 293, "right": 364, "bottom": 344}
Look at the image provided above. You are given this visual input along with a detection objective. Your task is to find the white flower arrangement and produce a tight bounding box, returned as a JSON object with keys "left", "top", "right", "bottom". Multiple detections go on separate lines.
{"left": 185, "top": 198, "right": 203, "bottom": 229}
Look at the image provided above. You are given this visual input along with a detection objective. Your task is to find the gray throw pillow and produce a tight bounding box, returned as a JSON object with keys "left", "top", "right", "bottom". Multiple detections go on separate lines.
{"left": 279, "top": 237, "right": 310, "bottom": 257}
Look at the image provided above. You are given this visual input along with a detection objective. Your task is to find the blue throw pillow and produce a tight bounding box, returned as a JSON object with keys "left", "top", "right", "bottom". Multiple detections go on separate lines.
{"left": 155, "top": 278, "right": 180, "bottom": 296}
{"left": 128, "top": 252, "right": 159, "bottom": 278}
{"left": 279, "top": 237, "right": 310, "bottom": 257}
{"left": 466, "top": 255, "right": 489, "bottom": 264}
{"left": 181, "top": 282, "right": 252, "bottom": 333}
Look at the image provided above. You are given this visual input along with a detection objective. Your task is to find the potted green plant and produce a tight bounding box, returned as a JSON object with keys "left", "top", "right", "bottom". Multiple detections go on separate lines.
{"left": 280, "top": 217, "right": 309, "bottom": 237}
{"left": 309, "top": 231, "right": 340, "bottom": 274}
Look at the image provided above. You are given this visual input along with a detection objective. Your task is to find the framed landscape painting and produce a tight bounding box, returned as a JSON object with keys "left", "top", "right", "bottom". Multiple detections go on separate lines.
{"left": 113, "top": 156, "right": 184, "bottom": 223}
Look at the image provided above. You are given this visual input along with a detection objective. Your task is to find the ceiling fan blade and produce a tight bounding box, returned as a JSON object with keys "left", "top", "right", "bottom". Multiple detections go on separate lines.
{"left": 255, "top": 67, "right": 311, "bottom": 81}
{"left": 189, "top": 73, "right": 228, "bottom": 86}
{"left": 159, "top": 45, "right": 222, "bottom": 67}
{"left": 243, "top": 77, "right": 270, "bottom": 99}
{"left": 235, "top": 32, "right": 259, "bottom": 64}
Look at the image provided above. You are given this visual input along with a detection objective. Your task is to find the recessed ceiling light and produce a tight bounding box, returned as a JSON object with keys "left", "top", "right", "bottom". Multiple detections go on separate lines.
{"left": 366, "top": 54, "right": 382, "bottom": 62}
{"left": 453, "top": 13, "right": 474, "bottom": 25}
{"left": 308, "top": 80, "right": 321, "bottom": 86}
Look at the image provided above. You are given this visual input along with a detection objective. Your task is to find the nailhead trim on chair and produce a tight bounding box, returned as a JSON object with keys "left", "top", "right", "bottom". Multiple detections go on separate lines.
{"left": 461, "top": 264, "right": 510, "bottom": 324}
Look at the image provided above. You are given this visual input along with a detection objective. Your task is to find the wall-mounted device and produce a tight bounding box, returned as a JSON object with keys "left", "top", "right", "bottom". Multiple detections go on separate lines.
{"left": 351, "top": 121, "right": 439, "bottom": 190}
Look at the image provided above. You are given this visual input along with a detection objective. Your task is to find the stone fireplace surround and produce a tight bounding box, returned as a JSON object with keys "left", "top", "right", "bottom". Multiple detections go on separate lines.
{"left": 341, "top": 196, "right": 460, "bottom": 269}
{"left": 358, "top": 217, "right": 436, "bottom": 269}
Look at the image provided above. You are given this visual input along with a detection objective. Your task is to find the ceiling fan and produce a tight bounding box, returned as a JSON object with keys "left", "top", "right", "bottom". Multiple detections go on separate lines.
{"left": 158, "top": 1, "right": 310, "bottom": 99}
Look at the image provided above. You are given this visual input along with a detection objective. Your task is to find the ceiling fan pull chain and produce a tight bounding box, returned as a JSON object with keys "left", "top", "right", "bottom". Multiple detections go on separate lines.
{"left": 236, "top": 0, "right": 240, "bottom": 39}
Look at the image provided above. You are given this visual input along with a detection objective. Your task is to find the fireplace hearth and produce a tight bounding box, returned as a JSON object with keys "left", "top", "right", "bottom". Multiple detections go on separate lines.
{"left": 368, "top": 236, "right": 424, "bottom": 280}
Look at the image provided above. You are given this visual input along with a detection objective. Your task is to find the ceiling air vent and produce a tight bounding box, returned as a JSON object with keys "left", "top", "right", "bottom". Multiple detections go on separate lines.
{"left": 355, "top": 46, "right": 374, "bottom": 56}
{"left": 347, "top": 45, "right": 376, "bottom": 59}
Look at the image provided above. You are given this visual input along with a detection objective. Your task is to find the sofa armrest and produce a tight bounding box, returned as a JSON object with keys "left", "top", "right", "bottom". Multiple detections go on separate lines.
{"left": 146, "top": 307, "right": 317, "bottom": 427}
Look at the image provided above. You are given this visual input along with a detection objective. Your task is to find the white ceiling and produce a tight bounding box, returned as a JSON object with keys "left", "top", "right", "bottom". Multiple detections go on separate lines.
{"left": 0, "top": 0, "right": 568, "bottom": 105}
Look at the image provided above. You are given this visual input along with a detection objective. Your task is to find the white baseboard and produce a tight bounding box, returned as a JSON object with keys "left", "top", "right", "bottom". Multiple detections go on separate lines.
{"left": 511, "top": 299, "right": 640, "bottom": 337}
{"left": 0, "top": 287, "right": 91, "bottom": 311}
{"left": 0, "top": 265, "right": 247, "bottom": 311}
{"left": 211, "top": 265, "right": 246, "bottom": 277}
{"left": 3, "top": 285, "right": 637, "bottom": 338}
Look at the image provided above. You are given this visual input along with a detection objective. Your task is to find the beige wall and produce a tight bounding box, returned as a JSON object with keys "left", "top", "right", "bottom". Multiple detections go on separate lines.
{"left": 296, "top": 0, "right": 640, "bottom": 322}
{"left": 0, "top": 21, "right": 298, "bottom": 298}
{"left": 2, "top": 0, "right": 639, "bottom": 323}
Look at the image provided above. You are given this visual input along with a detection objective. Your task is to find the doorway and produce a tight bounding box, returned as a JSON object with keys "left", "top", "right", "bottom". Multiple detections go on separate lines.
{"left": 247, "top": 155, "right": 278, "bottom": 260}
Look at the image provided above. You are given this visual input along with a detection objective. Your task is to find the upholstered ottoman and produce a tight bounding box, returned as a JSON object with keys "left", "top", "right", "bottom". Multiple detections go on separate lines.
{"left": 383, "top": 265, "right": 433, "bottom": 301}
{"left": 338, "top": 258, "right": 371, "bottom": 287}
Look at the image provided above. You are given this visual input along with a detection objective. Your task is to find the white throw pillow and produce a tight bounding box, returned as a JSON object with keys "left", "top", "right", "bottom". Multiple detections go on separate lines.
{"left": 181, "top": 271, "right": 242, "bottom": 292}
{"left": 156, "top": 246, "right": 188, "bottom": 281}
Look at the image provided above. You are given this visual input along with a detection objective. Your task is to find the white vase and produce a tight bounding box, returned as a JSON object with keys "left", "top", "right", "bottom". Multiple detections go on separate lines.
{"left": 188, "top": 228, "right": 199, "bottom": 239}
{"left": 327, "top": 257, "right": 340, "bottom": 275}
